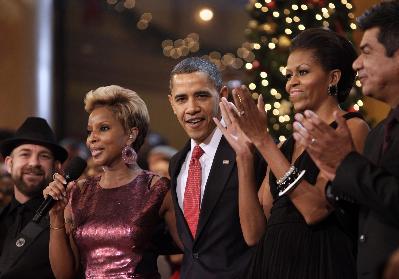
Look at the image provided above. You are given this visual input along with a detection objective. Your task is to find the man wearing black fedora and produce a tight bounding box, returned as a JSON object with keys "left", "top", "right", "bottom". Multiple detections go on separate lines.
{"left": 0, "top": 117, "right": 68, "bottom": 279}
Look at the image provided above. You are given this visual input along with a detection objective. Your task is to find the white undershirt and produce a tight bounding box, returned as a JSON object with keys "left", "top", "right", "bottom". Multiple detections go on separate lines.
{"left": 176, "top": 126, "right": 223, "bottom": 211}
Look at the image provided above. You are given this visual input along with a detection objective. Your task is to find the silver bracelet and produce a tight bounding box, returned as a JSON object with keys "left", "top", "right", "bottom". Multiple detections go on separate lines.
{"left": 276, "top": 166, "right": 296, "bottom": 185}
{"left": 278, "top": 170, "right": 306, "bottom": 197}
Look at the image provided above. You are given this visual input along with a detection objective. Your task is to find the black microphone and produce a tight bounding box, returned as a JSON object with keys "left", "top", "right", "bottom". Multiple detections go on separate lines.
{"left": 32, "top": 157, "right": 87, "bottom": 223}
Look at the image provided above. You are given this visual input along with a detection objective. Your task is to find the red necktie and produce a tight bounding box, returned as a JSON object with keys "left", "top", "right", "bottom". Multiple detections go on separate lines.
{"left": 183, "top": 145, "right": 204, "bottom": 238}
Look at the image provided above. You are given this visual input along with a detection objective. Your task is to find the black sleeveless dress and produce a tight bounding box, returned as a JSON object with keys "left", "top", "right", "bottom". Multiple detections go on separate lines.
{"left": 247, "top": 112, "right": 361, "bottom": 279}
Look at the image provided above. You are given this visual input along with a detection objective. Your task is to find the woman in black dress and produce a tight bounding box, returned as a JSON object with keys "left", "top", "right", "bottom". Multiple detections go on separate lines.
{"left": 214, "top": 28, "right": 370, "bottom": 278}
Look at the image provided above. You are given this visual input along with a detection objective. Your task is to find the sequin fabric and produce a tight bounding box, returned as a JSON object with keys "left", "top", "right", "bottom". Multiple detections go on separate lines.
{"left": 70, "top": 171, "right": 169, "bottom": 279}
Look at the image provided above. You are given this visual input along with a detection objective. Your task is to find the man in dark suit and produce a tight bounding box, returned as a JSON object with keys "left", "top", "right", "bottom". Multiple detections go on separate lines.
{"left": 168, "top": 57, "right": 264, "bottom": 279}
{"left": 0, "top": 117, "right": 68, "bottom": 279}
{"left": 292, "top": 1, "right": 399, "bottom": 278}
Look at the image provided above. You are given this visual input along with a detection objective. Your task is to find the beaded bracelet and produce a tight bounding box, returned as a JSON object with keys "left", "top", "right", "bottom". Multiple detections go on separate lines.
{"left": 276, "top": 166, "right": 296, "bottom": 185}
{"left": 277, "top": 167, "right": 306, "bottom": 197}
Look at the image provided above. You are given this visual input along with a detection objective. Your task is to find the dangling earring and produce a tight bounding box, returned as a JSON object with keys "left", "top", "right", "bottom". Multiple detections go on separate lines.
{"left": 122, "top": 145, "right": 137, "bottom": 165}
{"left": 328, "top": 84, "right": 338, "bottom": 96}
{"left": 122, "top": 134, "right": 137, "bottom": 165}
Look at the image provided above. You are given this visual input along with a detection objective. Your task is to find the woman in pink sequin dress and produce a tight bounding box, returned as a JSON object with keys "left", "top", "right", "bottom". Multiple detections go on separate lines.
{"left": 43, "top": 85, "right": 181, "bottom": 279}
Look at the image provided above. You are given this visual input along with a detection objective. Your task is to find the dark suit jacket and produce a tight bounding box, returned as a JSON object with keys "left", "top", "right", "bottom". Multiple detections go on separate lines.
{"left": 332, "top": 119, "right": 399, "bottom": 279}
{"left": 0, "top": 203, "right": 55, "bottom": 279}
{"left": 169, "top": 136, "right": 265, "bottom": 279}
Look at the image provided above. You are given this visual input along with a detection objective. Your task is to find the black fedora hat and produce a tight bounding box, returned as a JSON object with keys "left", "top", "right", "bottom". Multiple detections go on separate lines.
{"left": 0, "top": 117, "right": 68, "bottom": 163}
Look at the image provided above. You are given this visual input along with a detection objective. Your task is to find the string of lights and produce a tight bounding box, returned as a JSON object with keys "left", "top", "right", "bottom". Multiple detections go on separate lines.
{"left": 246, "top": 0, "right": 364, "bottom": 142}
{"left": 103, "top": 0, "right": 364, "bottom": 142}
{"left": 104, "top": 0, "right": 252, "bottom": 67}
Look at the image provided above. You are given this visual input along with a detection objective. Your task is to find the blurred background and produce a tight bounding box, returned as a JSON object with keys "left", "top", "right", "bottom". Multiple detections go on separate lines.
{"left": 0, "top": 0, "right": 386, "bottom": 151}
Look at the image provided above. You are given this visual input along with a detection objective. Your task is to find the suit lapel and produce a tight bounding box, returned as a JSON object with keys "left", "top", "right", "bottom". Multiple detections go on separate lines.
{"left": 379, "top": 122, "right": 399, "bottom": 169}
{"left": 369, "top": 123, "right": 387, "bottom": 164}
{"left": 170, "top": 141, "right": 191, "bottom": 194}
{"left": 195, "top": 137, "right": 236, "bottom": 241}
{"left": 170, "top": 141, "right": 193, "bottom": 239}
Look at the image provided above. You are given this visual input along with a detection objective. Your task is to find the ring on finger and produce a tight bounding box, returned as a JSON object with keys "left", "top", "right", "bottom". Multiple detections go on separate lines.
{"left": 52, "top": 172, "right": 58, "bottom": 180}
{"left": 239, "top": 110, "right": 245, "bottom": 116}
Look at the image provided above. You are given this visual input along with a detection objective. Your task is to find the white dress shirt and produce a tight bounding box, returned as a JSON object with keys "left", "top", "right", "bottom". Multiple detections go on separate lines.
{"left": 176, "top": 127, "right": 223, "bottom": 211}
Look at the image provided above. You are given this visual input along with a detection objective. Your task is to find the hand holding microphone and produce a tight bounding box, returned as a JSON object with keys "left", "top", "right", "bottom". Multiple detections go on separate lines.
{"left": 34, "top": 157, "right": 87, "bottom": 223}
{"left": 42, "top": 173, "right": 71, "bottom": 217}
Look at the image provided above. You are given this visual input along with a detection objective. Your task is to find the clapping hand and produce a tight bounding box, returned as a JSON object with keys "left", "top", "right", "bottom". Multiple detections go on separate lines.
{"left": 229, "top": 86, "right": 271, "bottom": 147}
{"left": 293, "top": 110, "right": 355, "bottom": 180}
{"left": 214, "top": 97, "right": 253, "bottom": 156}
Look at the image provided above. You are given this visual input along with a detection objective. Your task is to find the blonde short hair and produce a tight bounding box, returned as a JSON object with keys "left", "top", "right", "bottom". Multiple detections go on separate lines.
{"left": 84, "top": 85, "right": 150, "bottom": 151}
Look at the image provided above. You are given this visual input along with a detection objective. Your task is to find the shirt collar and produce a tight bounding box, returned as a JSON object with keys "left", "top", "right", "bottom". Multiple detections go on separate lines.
{"left": 8, "top": 195, "right": 44, "bottom": 214}
{"left": 190, "top": 125, "right": 223, "bottom": 160}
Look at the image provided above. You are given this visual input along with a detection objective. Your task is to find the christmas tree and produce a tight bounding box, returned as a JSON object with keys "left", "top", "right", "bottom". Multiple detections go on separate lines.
{"left": 245, "top": 0, "right": 363, "bottom": 142}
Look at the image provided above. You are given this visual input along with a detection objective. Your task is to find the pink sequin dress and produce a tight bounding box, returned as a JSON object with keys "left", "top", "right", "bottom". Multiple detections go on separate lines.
{"left": 69, "top": 171, "right": 170, "bottom": 279}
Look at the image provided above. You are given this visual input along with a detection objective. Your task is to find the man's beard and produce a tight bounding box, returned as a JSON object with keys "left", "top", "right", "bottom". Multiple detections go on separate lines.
{"left": 13, "top": 165, "right": 53, "bottom": 198}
